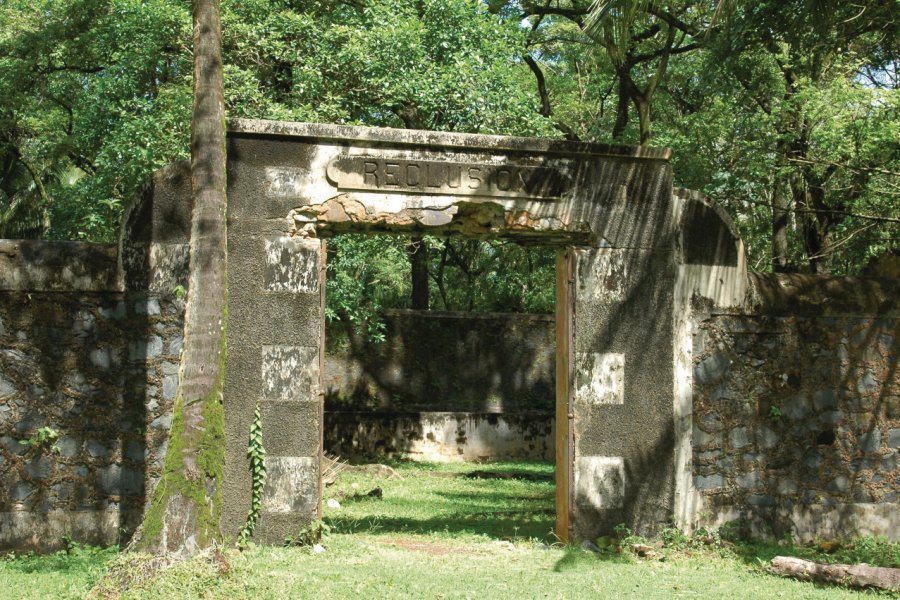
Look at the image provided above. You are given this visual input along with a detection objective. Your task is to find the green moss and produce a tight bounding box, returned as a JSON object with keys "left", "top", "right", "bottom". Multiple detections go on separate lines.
{"left": 136, "top": 299, "right": 228, "bottom": 551}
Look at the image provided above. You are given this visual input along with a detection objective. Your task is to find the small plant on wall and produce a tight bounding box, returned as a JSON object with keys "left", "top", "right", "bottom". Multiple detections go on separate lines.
{"left": 238, "top": 403, "right": 266, "bottom": 545}
{"left": 19, "top": 426, "right": 60, "bottom": 453}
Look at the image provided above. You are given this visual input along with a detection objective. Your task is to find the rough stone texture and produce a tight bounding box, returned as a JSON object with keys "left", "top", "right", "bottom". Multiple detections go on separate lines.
{"left": 692, "top": 289, "right": 900, "bottom": 541}
{"left": 324, "top": 310, "right": 555, "bottom": 413}
{"left": 325, "top": 411, "right": 554, "bottom": 462}
{"left": 0, "top": 240, "right": 119, "bottom": 292}
{"left": 0, "top": 284, "right": 183, "bottom": 551}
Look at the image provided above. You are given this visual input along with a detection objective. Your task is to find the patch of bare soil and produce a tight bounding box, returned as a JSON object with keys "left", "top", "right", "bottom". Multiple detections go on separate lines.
{"left": 377, "top": 538, "right": 461, "bottom": 556}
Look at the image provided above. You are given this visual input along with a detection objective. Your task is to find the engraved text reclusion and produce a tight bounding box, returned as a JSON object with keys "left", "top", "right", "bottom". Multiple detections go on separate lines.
{"left": 327, "top": 156, "right": 568, "bottom": 200}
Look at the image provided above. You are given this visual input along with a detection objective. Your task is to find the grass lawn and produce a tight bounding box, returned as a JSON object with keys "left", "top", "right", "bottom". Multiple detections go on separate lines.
{"left": 1, "top": 460, "right": 896, "bottom": 599}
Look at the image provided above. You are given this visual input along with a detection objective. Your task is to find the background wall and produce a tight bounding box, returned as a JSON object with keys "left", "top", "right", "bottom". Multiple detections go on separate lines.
{"left": 323, "top": 310, "right": 556, "bottom": 461}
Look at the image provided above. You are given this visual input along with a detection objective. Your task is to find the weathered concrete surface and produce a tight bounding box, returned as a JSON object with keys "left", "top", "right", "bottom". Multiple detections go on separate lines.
{"left": 325, "top": 411, "right": 554, "bottom": 462}
{"left": 227, "top": 118, "right": 674, "bottom": 249}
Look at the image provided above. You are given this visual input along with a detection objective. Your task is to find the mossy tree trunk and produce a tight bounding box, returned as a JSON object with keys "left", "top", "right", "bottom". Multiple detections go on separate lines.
{"left": 132, "top": 0, "right": 227, "bottom": 557}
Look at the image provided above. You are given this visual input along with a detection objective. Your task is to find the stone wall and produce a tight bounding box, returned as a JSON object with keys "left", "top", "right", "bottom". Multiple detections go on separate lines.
{"left": 324, "top": 310, "right": 555, "bottom": 413}
{"left": 691, "top": 274, "right": 900, "bottom": 541}
{"left": 0, "top": 241, "right": 181, "bottom": 551}
{"left": 323, "top": 310, "right": 555, "bottom": 461}
{"left": 325, "top": 411, "right": 554, "bottom": 462}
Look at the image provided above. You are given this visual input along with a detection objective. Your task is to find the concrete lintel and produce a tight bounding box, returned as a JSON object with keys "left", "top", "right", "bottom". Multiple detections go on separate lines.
{"left": 228, "top": 118, "right": 672, "bottom": 162}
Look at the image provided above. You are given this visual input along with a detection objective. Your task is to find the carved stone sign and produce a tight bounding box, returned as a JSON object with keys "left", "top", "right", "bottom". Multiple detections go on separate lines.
{"left": 326, "top": 155, "right": 569, "bottom": 200}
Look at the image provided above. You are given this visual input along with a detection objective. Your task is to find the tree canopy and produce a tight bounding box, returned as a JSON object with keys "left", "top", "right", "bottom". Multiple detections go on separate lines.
{"left": 1, "top": 0, "right": 897, "bottom": 299}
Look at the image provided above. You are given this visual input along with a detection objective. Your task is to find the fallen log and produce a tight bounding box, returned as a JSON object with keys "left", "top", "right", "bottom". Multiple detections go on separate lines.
{"left": 769, "top": 556, "right": 900, "bottom": 591}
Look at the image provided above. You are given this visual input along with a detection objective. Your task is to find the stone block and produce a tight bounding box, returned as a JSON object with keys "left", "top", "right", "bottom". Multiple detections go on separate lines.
{"left": 261, "top": 345, "right": 319, "bottom": 403}
{"left": 24, "top": 456, "right": 50, "bottom": 480}
{"left": 134, "top": 298, "right": 161, "bottom": 315}
{"left": 694, "top": 352, "right": 730, "bottom": 386}
{"left": 124, "top": 440, "right": 146, "bottom": 462}
{"left": 781, "top": 396, "right": 807, "bottom": 420}
{"left": 693, "top": 474, "right": 724, "bottom": 490}
{"left": 11, "top": 482, "right": 35, "bottom": 502}
{"left": 0, "top": 374, "right": 16, "bottom": 397}
{"left": 812, "top": 390, "right": 838, "bottom": 411}
{"left": 0, "top": 436, "right": 26, "bottom": 456}
{"left": 887, "top": 428, "right": 900, "bottom": 449}
{"left": 859, "top": 429, "right": 881, "bottom": 453}
{"left": 150, "top": 413, "right": 172, "bottom": 431}
{"left": 98, "top": 464, "right": 144, "bottom": 496}
{"left": 692, "top": 426, "right": 718, "bottom": 447}
{"left": 128, "top": 336, "right": 164, "bottom": 361}
{"left": 856, "top": 370, "right": 878, "bottom": 394}
{"left": 86, "top": 440, "right": 109, "bottom": 458}
{"left": 776, "top": 479, "right": 797, "bottom": 495}
{"left": 729, "top": 427, "right": 750, "bottom": 449}
{"left": 736, "top": 471, "right": 761, "bottom": 489}
{"left": 162, "top": 375, "right": 178, "bottom": 401}
{"left": 827, "top": 475, "right": 850, "bottom": 494}
{"left": 757, "top": 426, "right": 779, "bottom": 450}
{"left": 263, "top": 237, "right": 320, "bottom": 294}
{"left": 880, "top": 450, "right": 897, "bottom": 472}
{"left": 747, "top": 494, "right": 775, "bottom": 506}
{"left": 574, "top": 456, "right": 625, "bottom": 510}
{"left": 574, "top": 352, "right": 624, "bottom": 405}
{"left": 89, "top": 349, "right": 111, "bottom": 369}
{"left": 821, "top": 411, "right": 843, "bottom": 425}
{"left": 698, "top": 412, "right": 724, "bottom": 432}
{"left": 261, "top": 456, "right": 318, "bottom": 514}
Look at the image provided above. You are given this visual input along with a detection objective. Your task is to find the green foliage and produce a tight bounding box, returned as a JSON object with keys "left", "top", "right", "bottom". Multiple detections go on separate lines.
{"left": 18, "top": 426, "right": 60, "bottom": 451}
{"left": 284, "top": 520, "right": 331, "bottom": 548}
{"left": 0, "top": 0, "right": 553, "bottom": 243}
{"left": 238, "top": 403, "right": 266, "bottom": 545}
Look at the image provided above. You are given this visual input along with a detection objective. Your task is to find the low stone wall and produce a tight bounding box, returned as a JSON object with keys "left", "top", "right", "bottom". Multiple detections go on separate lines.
{"left": 691, "top": 274, "right": 899, "bottom": 541}
{"left": 325, "top": 411, "right": 554, "bottom": 462}
{"left": 0, "top": 241, "right": 181, "bottom": 551}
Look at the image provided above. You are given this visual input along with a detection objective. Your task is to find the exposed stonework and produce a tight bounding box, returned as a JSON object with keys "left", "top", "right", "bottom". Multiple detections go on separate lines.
{"left": 0, "top": 245, "right": 183, "bottom": 550}
{"left": 690, "top": 277, "right": 900, "bottom": 541}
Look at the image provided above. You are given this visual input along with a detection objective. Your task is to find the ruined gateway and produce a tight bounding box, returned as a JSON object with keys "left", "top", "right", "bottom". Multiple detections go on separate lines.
{"left": 1, "top": 119, "right": 895, "bottom": 551}
{"left": 124, "top": 119, "right": 744, "bottom": 543}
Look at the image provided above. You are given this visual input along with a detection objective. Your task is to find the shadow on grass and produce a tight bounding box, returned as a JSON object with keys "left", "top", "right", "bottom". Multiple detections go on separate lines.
{"left": 552, "top": 546, "right": 632, "bottom": 571}
{"left": 324, "top": 509, "right": 557, "bottom": 541}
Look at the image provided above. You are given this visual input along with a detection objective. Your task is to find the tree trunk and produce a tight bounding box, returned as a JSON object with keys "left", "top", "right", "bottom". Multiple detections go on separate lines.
{"left": 770, "top": 556, "right": 900, "bottom": 591}
{"left": 612, "top": 66, "right": 630, "bottom": 140}
{"left": 408, "top": 236, "right": 429, "bottom": 310}
{"left": 132, "top": 0, "right": 227, "bottom": 558}
{"left": 634, "top": 94, "right": 651, "bottom": 146}
{"left": 771, "top": 187, "right": 791, "bottom": 272}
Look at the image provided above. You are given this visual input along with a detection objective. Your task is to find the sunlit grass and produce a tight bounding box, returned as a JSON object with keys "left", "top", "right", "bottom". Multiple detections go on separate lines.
{"left": 1, "top": 461, "right": 895, "bottom": 599}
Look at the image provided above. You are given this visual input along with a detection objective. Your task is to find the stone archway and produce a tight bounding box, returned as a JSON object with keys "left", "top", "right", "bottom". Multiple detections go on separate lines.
{"left": 122, "top": 119, "right": 742, "bottom": 544}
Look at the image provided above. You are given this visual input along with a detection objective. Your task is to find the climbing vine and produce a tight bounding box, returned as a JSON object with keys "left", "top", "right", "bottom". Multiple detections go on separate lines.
{"left": 239, "top": 402, "right": 266, "bottom": 544}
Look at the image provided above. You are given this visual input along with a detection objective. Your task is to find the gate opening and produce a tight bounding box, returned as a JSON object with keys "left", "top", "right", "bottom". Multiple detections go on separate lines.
{"left": 321, "top": 232, "right": 560, "bottom": 540}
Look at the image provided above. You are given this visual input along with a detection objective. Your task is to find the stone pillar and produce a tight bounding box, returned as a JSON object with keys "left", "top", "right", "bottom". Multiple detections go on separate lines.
{"left": 221, "top": 227, "right": 325, "bottom": 543}
{"left": 568, "top": 247, "right": 676, "bottom": 540}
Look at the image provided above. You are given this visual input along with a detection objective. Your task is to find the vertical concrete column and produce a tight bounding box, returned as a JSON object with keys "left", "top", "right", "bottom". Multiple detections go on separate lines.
{"left": 222, "top": 225, "right": 325, "bottom": 543}
{"left": 569, "top": 246, "right": 676, "bottom": 540}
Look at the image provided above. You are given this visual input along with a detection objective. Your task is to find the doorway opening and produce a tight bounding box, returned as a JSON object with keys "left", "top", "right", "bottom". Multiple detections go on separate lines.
{"left": 321, "top": 232, "right": 559, "bottom": 541}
